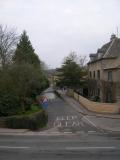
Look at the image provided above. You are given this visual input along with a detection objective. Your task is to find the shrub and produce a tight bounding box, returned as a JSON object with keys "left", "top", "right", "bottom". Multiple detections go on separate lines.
{"left": 7, "top": 110, "right": 48, "bottom": 130}
{"left": 0, "top": 64, "right": 49, "bottom": 116}
{"left": 0, "top": 93, "right": 21, "bottom": 116}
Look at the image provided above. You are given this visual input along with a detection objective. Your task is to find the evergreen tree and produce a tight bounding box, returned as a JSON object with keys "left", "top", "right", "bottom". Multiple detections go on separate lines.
{"left": 56, "top": 53, "right": 85, "bottom": 89}
{"left": 13, "top": 31, "right": 40, "bottom": 67}
{"left": 0, "top": 27, "right": 49, "bottom": 117}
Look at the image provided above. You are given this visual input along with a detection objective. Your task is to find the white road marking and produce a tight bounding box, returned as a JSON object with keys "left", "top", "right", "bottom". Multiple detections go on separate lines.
{"left": 72, "top": 121, "right": 80, "bottom": 127}
{"left": 65, "top": 121, "right": 68, "bottom": 127}
{"left": 37, "top": 132, "right": 75, "bottom": 136}
{"left": 83, "top": 116, "right": 97, "bottom": 128}
{"left": 38, "top": 132, "right": 61, "bottom": 134}
{"left": 64, "top": 132, "right": 72, "bottom": 134}
{"left": 56, "top": 116, "right": 60, "bottom": 121}
{"left": 54, "top": 121, "right": 81, "bottom": 128}
{"left": 54, "top": 121, "right": 62, "bottom": 127}
{"left": 0, "top": 146, "right": 115, "bottom": 150}
{"left": 0, "top": 146, "right": 30, "bottom": 149}
{"left": 54, "top": 115, "right": 82, "bottom": 128}
{"left": 66, "top": 146, "right": 116, "bottom": 150}
{"left": 56, "top": 115, "right": 78, "bottom": 121}
{"left": 66, "top": 116, "right": 69, "bottom": 120}
{"left": 88, "top": 131, "right": 96, "bottom": 133}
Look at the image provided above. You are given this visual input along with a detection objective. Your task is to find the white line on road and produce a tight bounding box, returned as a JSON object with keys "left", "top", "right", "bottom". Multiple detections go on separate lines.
{"left": 54, "top": 121, "right": 62, "bottom": 127}
{"left": 66, "top": 146, "right": 116, "bottom": 150}
{"left": 65, "top": 121, "right": 68, "bottom": 127}
{"left": 88, "top": 131, "right": 96, "bottom": 133}
{"left": 64, "top": 132, "right": 73, "bottom": 134}
{"left": 83, "top": 116, "right": 97, "bottom": 128}
{"left": 0, "top": 146, "right": 30, "bottom": 149}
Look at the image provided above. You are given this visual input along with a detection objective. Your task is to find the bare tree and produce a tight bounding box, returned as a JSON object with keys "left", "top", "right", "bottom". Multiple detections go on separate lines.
{"left": 0, "top": 25, "right": 18, "bottom": 68}
{"left": 78, "top": 55, "right": 87, "bottom": 68}
{"left": 63, "top": 51, "right": 77, "bottom": 64}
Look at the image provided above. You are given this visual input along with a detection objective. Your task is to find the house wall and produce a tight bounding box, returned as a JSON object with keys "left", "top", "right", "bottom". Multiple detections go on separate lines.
{"left": 88, "top": 61, "right": 104, "bottom": 101}
{"left": 88, "top": 58, "right": 120, "bottom": 81}
{"left": 88, "top": 58, "right": 120, "bottom": 103}
{"left": 115, "top": 69, "right": 120, "bottom": 82}
{"left": 102, "top": 58, "right": 120, "bottom": 82}
{"left": 88, "top": 61, "right": 104, "bottom": 80}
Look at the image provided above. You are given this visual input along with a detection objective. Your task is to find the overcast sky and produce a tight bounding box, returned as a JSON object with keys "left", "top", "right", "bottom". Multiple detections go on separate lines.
{"left": 0, "top": 0, "right": 120, "bottom": 68}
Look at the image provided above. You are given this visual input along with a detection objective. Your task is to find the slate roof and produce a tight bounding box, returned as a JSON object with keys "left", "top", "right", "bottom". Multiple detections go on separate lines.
{"left": 103, "top": 38, "right": 120, "bottom": 58}
{"left": 98, "top": 42, "right": 111, "bottom": 55}
{"left": 89, "top": 34, "right": 120, "bottom": 64}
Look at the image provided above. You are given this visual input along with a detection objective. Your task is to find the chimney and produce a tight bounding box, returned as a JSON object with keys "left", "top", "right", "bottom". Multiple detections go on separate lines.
{"left": 89, "top": 54, "right": 96, "bottom": 61}
{"left": 110, "top": 34, "right": 116, "bottom": 41}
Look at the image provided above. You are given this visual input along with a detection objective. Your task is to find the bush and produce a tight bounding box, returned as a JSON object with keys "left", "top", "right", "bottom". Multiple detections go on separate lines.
{"left": 0, "top": 64, "right": 49, "bottom": 116}
{"left": 0, "top": 93, "right": 21, "bottom": 116}
{"left": 7, "top": 110, "right": 48, "bottom": 130}
{"left": 90, "top": 96, "right": 100, "bottom": 102}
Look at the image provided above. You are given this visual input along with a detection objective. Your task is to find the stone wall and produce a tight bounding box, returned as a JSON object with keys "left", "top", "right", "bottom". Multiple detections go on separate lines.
{"left": 78, "top": 94, "right": 119, "bottom": 114}
{"left": 74, "top": 92, "right": 79, "bottom": 101}
{"left": 73, "top": 91, "right": 119, "bottom": 114}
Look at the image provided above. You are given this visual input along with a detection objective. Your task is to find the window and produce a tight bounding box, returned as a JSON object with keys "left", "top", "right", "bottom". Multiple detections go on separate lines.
{"left": 89, "top": 71, "right": 92, "bottom": 78}
{"left": 97, "top": 70, "right": 100, "bottom": 79}
{"left": 108, "top": 71, "right": 112, "bottom": 81}
{"left": 93, "top": 71, "right": 95, "bottom": 78}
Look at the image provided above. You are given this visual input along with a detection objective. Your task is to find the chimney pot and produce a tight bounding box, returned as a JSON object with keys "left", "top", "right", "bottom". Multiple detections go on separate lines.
{"left": 110, "top": 34, "right": 116, "bottom": 41}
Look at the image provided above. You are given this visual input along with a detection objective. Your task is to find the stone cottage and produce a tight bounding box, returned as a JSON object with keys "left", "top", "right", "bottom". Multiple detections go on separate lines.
{"left": 88, "top": 34, "right": 120, "bottom": 103}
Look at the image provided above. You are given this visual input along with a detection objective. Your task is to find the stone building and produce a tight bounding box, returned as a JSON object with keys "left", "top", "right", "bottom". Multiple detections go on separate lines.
{"left": 88, "top": 34, "right": 120, "bottom": 103}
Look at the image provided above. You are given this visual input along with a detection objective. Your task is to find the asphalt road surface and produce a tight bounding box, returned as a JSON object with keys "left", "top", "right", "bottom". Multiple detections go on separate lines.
{"left": 0, "top": 87, "right": 120, "bottom": 160}
{"left": 42, "top": 87, "right": 102, "bottom": 134}
{"left": 1, "top": 134, "right": 120, "bottom": 160}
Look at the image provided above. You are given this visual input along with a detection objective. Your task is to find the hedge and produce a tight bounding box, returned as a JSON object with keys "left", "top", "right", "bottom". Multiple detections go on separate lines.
{"left": 6, "top": 110, "right": 48, "bottom": 130}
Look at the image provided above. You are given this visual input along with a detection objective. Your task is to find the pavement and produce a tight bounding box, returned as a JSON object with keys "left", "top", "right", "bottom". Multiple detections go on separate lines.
{"left": 0, "top": 128, "right": 29, "bottom": 135}
{"left": 57, "top": 90, "right": 120, "bottom": 132}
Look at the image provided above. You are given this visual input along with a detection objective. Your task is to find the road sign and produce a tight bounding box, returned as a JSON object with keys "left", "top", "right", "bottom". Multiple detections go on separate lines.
{"left": 41, "top": 96, "right": 48, "bottom": 109}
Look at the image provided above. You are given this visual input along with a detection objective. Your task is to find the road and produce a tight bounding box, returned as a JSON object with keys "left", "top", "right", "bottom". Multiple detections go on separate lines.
{"left": 1, "top": 134, "right": 120, "bottom": 160}
{"left": 42, "top": 87, "right": 101, "bottom": 134}
{"left": 0, "top": 87, "right": 120, "bottom": 160}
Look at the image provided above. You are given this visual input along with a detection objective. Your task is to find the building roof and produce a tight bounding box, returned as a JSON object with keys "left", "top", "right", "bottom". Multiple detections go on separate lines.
{"left": 88, "top": 34, "right": 120, "bottom": 64}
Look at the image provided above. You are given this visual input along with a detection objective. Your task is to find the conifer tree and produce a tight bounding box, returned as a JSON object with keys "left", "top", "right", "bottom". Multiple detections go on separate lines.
{"left": 56, "top": 53, "right": 85, "bottom": 89}
{"left": 13, "top": 31, "right": 40, "bottom": 67}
